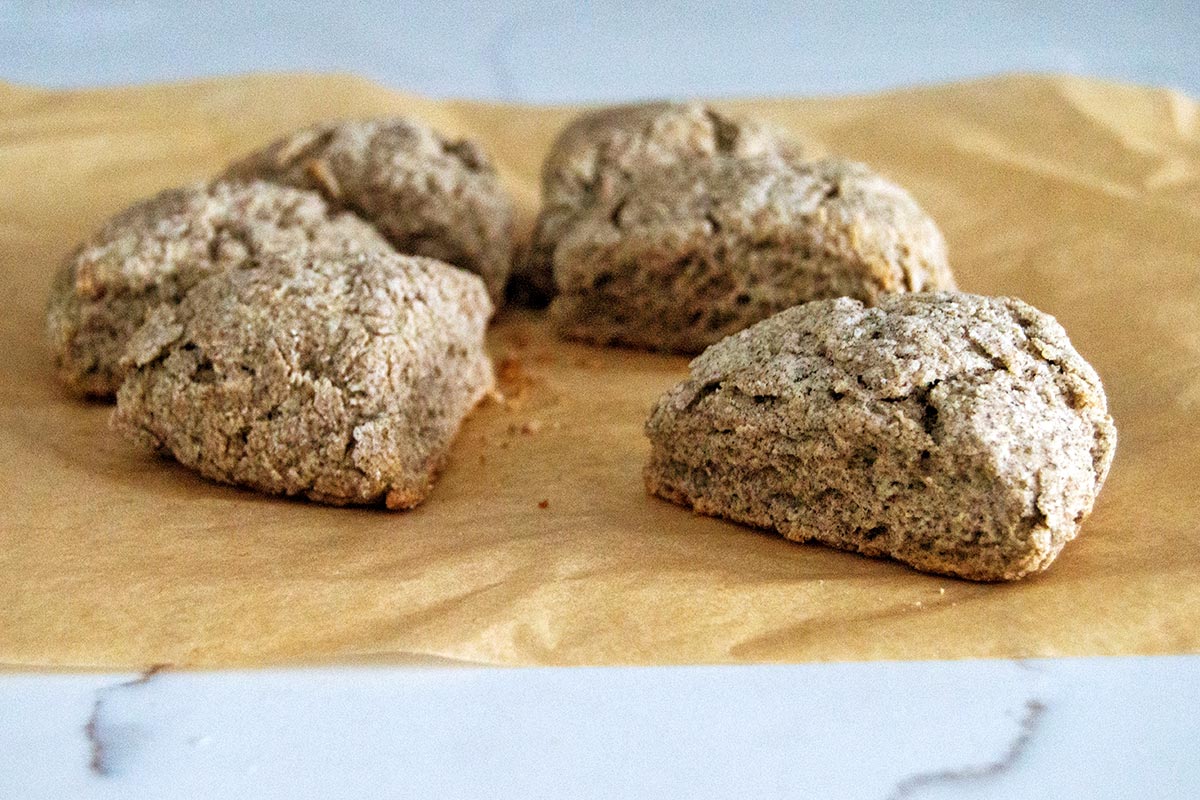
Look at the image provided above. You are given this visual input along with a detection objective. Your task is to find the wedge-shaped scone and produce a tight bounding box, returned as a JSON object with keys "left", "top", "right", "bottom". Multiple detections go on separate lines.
{"left": 222, "top": 117, "right": 515, "bottom": 304}
{"left": 645, "top": 293, "right": 1116, "bottom": 581}
{"left": 553, "top": 157, "right": 952, "bottom": 354}
{"left": 46, "top": 180, "right": 391, "bottom": 399}
{"left": 522, "top": 101, "right": 802, "bottom": 299}
{"left": 113, "top": 250, "right": 493, "bottom": 509}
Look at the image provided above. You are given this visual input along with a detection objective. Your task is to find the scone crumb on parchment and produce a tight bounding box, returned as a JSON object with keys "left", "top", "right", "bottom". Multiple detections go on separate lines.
{"left": 494, "top": 354, "right": 542, "bottom": 410}
{"left": 508, "top": 419, "right": 543, "bottom": 436}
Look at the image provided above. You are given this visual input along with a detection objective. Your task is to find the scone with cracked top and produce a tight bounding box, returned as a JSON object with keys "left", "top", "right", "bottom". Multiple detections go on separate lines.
{"left": 522, "top": 101, "right": 803, "bottom": 299}
{"left": 222, "top": 117, "right": 516, "bottom": 304}
{"left": 644, "top": 292, "right": 1116, "bottom": 581}
{"left": 46, "top": 179, "right": 391, "bottom": 399}
{"left": 113, "top": 250, "right": 494, "bottom": 509}
{"left": 553, "top": 157, "right": 953, "bottom": 354}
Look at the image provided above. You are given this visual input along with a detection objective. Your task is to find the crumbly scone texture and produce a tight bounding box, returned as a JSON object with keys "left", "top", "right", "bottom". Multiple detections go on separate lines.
{"left": 552, "top": 157, "right": 953, "bottom": 354}
{"left": 522, "top": 101, "right": 803, "bottom": 298}
{"left": 644, "top": 293, "right": 1116, "bottom": 581}
{"left": 112, "top": 251, "right": 494, "bottom": 509}
{"left": 221, "top": 117, "right": 515, "bottom": 304}
{"left": 46, "top": 179, "right": 391, "bottom": 399}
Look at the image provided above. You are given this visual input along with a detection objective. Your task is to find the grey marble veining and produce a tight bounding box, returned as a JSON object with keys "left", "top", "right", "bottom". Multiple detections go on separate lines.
{"left": 2, "top": 656, "right": 1197, "bottom": 798}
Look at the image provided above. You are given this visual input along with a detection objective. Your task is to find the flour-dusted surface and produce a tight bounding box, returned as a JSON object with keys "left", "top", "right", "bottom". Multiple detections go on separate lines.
{"left": 523, "top": 102, "right": 803, "bottom": 298}
{"left": 645, "top": 293, "right": 1116, "bottom": 580}
{"left": 112, "top": 251, "right": 494, "bottom": 509}
{"left": 223, "top": 117, "right": 516, "bottom": 304}
{"left": 45, "top": 180, "right": 391, "bottom": 399}
{"left": 552, "top": 157, "right": 952, "bottom": 354}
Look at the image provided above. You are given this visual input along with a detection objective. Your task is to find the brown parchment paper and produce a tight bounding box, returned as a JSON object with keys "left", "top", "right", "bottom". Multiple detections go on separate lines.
{"left": 1, "top": 73, "right": 1198, "bottom": 669}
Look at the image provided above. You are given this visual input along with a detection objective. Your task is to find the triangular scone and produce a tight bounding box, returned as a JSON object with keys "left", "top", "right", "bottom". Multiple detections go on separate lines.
{"left": 552, "top": 157, "right": 953, "bottom": 354}
{"left": 645, "top": 293, "right": 1116, "bottom": 581}
{"left": 46, "top": 180, "right": 391, "bottom": 399}
{"left": 222, "top": 117, "right": 515, "bottom": 305}
{"left": 113, "top": 250, "right": 493, "bottom": 509}
{"left": 523, "top": 101, "right": 803, "bottom": 300}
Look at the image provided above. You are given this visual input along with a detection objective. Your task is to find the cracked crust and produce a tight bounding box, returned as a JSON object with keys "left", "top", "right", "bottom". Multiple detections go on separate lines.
{"left": 45, "top": 180, "right": 392, "bottom": 399}
{"left": 552, "top": 157, "right": 953, "bottom": 354}
{"left": 221, "top": 117, "right": 516, "bottom": 304}
{"left": 644, "top": 293, "right": 1116, "bottom": 581}
{"left": 521, "top": 101, "right": 803, "bottom": 299}
{"left": 112, "top": 250, "right": 494, "bottom": 509}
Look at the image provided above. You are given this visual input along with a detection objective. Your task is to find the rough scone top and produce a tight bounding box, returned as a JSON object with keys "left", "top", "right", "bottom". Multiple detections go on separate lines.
{"left": 113, "top": 250, "right": 494, "bottom": 509}
{"left": 46, "top": 180, "right": 391, "bottom": 398}
{"left": 222, "top": 117, "right": 515, "bottom": 304}
{"left": 522, "top": 101, "right": 803, "bottom": 298}
{"left": 553, "top": 157, "right": 953, "bottom": 354}
{"left": 645, "top": 293, "right": 1116, "bottom": 581}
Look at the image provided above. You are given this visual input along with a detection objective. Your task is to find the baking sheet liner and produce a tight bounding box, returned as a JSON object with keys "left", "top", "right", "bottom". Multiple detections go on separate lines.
{"left": 1, "top": 73, "right": 1197, "bottom": 668}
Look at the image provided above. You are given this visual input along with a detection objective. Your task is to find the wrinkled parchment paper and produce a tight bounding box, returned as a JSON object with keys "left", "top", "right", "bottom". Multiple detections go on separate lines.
{"left": 1, "top": 74, "right": 1197, "bottom": 669}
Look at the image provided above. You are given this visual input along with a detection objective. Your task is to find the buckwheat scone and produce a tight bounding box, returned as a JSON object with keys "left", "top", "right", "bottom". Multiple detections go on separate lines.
{"left": 46, "top": 180, "right": 391, "bottom": 399}
{"left": 645, "top": 293, "right": 1116, "bottom": 581}
{"left": 112, "top": 251, "right": 493, "bottom": 509}
{"left": 221, "top": 117, "right": 515, "bottom": 304}
{"left": 521, "top": 101, "right": 803, "bottom": 299}
{"left": 553, "top": 157, "right": 953, "bottom": 354}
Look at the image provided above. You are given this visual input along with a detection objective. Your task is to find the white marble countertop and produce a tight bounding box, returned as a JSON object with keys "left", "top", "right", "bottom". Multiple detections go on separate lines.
{"left": 2, "top": 1, "right": 1196, "bottom": 797}
{"left": 4, "top": 657, "right": 1198, "bottom": 798}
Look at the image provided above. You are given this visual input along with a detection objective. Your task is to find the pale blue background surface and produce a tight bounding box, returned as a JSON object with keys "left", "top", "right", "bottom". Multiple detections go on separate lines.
{"left": 2, "top": 1, "right": 1197, "bottom": 100}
